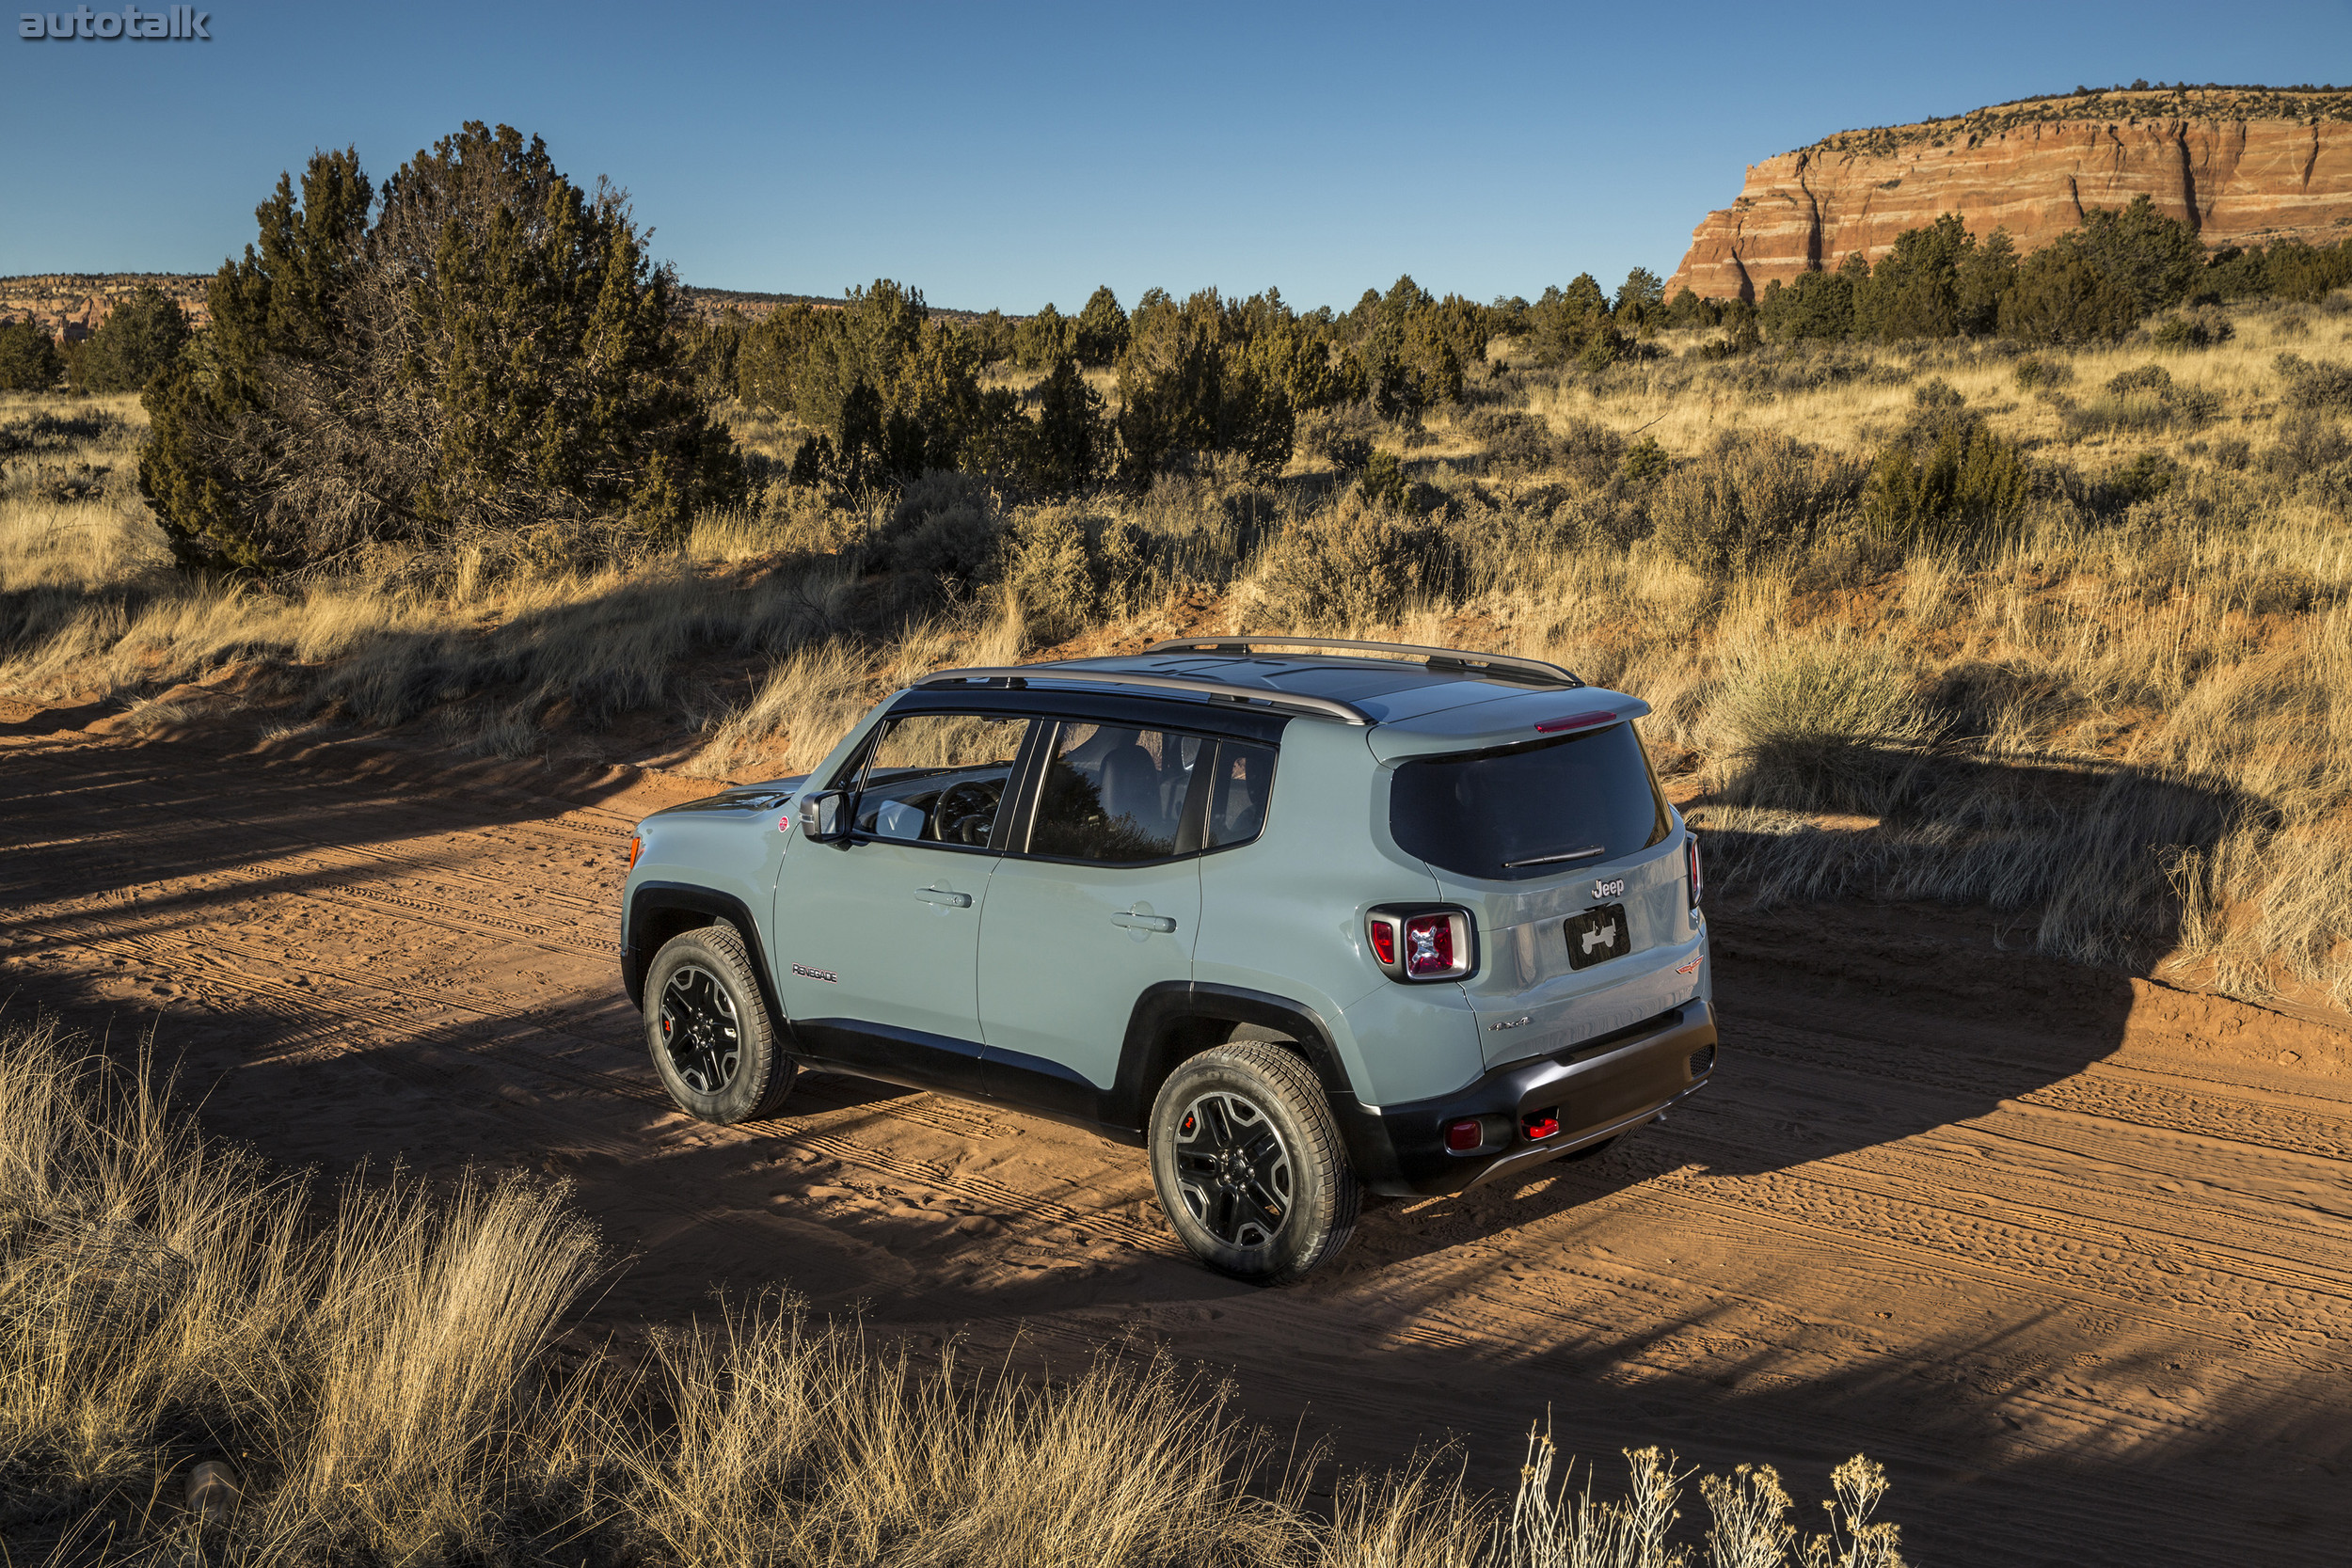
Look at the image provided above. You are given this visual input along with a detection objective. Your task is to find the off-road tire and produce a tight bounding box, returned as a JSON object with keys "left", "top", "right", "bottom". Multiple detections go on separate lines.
{"left": 1148, "top": 1040, "right": 1359, "bottom": 1285}
{"left": 644, "top": 924, "right": 795, "bottom": 1124}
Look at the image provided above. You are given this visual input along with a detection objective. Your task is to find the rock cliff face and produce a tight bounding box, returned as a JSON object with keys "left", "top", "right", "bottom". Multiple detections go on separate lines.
{"left": 0, "top": 275, "right": 211, "bottom": 341}
{"left": 1668, "top": 89, "right": 2352, "bottom": 301}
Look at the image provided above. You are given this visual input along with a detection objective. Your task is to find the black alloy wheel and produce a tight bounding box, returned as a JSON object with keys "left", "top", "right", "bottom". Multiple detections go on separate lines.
{"left": 659, "top": 963, "right": 741, "bottom": 1095}
{"left": 1172, "top": 1090, "right": 1295, "bottom": 1248}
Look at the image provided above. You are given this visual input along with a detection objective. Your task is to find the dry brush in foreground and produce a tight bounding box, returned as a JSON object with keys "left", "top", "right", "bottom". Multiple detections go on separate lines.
{"left": 0, "top": 1015, "right": 1904, "bottom": 1567}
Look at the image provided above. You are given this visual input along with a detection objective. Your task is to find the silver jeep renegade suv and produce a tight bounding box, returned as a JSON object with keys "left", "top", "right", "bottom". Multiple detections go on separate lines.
{"left": 620, "top": 637, "right": 1715, "bottom": 1283}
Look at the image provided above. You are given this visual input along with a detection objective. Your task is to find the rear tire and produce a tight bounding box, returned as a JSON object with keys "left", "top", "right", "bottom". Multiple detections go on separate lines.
{"left": 644, "top": 924, "right": 795, "bottom": 1124}
{"left": 1148, "top": 1041, "right": 1359, "bottom": 1285}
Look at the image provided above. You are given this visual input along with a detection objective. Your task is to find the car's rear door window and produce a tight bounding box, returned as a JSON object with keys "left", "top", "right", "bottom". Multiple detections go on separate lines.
{"left": 1027, "top": 723, "right": 1210, "bottom": 862}
{"left": 1390, "top": 721, "right": 1669, "bottom": 879}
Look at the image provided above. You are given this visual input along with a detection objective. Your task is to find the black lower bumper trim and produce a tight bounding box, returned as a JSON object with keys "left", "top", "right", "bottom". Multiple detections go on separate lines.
{"left": 1333, "top": 1001, "right": 1718, "bottom": 1196}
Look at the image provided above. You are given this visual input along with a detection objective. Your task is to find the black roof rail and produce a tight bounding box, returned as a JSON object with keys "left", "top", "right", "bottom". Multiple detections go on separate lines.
{"left": 912, "top": 665, "right": 1371, "bottom": 725}
{"left": 1141, "top": 634, "right": 1582, "bottom": 688}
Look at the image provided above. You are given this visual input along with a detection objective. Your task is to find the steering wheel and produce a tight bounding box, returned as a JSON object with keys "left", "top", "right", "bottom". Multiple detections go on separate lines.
{"left": 933, "top": 779, "right": 1000, "bottom": 845}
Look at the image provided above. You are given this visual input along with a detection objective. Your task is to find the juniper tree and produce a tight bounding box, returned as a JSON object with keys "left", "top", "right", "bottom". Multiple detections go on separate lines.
{"left": 72, "top": 284, "right": 190, "bottom": 392}
{"left": 1074, "top": 287, "right": 1129, "bottom": 368}
{"left": 141, "top": 125, "right": 742, "bottom": 574}
{"left": 0, "top": 322, "right": 62, "bottom": 390}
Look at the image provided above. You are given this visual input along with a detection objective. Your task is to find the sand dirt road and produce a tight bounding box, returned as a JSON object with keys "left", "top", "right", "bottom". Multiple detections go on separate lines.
{"left": 4, "top": 713, "right": 2348, "bottom": 1565}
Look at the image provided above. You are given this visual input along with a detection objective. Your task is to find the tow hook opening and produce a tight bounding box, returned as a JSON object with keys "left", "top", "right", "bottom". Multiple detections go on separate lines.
{"left": 1521, "top": 1107, "right": 1560, "bottom": 1142}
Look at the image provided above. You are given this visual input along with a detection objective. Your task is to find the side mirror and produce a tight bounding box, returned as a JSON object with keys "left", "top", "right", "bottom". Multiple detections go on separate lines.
{"left": 796, "top": 789, "right": 850, "bottom": 844}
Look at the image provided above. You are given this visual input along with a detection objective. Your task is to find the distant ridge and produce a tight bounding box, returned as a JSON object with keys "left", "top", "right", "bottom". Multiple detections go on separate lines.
{"left": 0, "top": 274, "right": 1009, "bottom": 340}
{"left": 1669, "top": 87, "right": 2352, "bottom": 302}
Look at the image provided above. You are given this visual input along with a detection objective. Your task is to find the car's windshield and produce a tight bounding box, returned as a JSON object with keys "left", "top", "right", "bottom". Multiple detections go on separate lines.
{"left": 1389, "top": 721, "right": 1670, "bottom": 881}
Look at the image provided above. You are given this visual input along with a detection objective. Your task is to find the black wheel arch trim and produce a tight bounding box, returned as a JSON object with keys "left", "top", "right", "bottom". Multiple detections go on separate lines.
{"left": 624, "top": 881, "right": 787, "bottom": 1037}
{"left": 1109, "top": 981, "right": 1404, "bottom": 1188}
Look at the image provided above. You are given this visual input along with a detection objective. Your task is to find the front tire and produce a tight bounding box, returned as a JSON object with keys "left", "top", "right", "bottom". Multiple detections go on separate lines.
{"left": 1148, "top": 1041, "right": 1359, "bottom": 1285}
{"left": 644, "top": 924, "right": 795, "bottom": 1124}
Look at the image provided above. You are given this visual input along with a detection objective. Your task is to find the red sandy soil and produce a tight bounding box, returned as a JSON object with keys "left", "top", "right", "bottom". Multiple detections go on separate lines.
{"left": 3, "top": 700, "right": 2348, "bottom": 1566}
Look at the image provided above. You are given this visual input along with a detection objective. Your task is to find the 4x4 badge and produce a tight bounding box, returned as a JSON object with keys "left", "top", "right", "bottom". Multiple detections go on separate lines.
{"left": 1592, "top": 878, "right": 1626, "bottom": 898}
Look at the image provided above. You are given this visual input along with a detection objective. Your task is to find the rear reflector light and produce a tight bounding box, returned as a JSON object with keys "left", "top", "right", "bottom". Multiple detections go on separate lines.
{"left": 1522, "top": 1109, "right": 1560, "bottom": 1141}
{"left": 1534, "top": 710, "right": 1616, "bottom": 735}
{"left": 628, "top": 836, "right": 643, "bottom": 871}
{"left": 1445, "top": 1118, "right": 1483, "bottom": 1153}
{"left": 1367, "top": 916, "right": 1397, "bottom": 967}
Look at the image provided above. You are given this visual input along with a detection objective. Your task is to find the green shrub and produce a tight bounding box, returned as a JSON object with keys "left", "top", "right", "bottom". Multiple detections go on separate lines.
{"left": 70, "top": 285, "right": 189, "bottom": 392}
{"left": 1359, "top": 449, "right": 1408, "bottom": 510}
{"left": 0, "top": 321, "right": 61, "bottom": 390}
{"left": 1012, "top": 304, "right": 1078, "bottom": 371}
{"left": 1619, "top": 435, "right": 1668, "bottom": 484}
{"left": 1651, "top": 434, "right": 1865, "bottom": 573}
{"left": 2071, "top": 195, "right": 2205, "bottom": 316}
{"left": 1248, "top": 508, "right": 1464, "bottom": 628}
{"left": 1861, "top": 424, "right": 2028, "bottom": 546}
{"left": 1996, "top": 245, "right": 2137, "bottom": 343}
{"left": 1074, "top": 287, "right": 1130, "bottom": 368}
{"left": 1758, "top": 269, "right": 1855, "bottom": 341}
{"left": 2279, "top": 353, "right": 2352, "bottom": 412}
{"left": 2012, "top": 355, "right": 2072, "bottom": 391}
{"left": 1114, "top": 289, "right": 1295, "bottom": 483}
{"left": 2151, "top": 314, "right": 2233, "bottom": 351}
{"left": 2108, "top": 451, "right": 2176, "bottom": 506}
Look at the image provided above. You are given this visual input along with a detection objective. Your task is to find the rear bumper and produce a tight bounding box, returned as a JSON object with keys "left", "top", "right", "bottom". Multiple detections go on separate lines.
{"left": 1332, "top": 1001, "right": 1717, "bottom": 1196}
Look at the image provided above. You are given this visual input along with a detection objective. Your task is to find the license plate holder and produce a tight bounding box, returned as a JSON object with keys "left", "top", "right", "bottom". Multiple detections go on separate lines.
{"left": 1565, "top": 903, "right": 1629, "bottom": 970}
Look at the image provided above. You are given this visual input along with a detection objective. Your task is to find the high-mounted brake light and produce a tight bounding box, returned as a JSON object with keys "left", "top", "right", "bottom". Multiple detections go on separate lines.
{"left": 1686, "top": 832, "right": 1703, "bottom": 909}
{"left": 627, "top": 836, "right": 643, "bottom": 871}
{"left": 1534, "top": 710, "right": 1616, "bottom": 735}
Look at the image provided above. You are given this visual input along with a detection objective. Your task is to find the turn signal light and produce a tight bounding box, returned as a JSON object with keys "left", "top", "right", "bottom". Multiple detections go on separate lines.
{"left": 1445, "top": 1118, "right": 1483, "bottom": 1153}
{"left": 627, "top": 836, "right": 643, "bottom": 871}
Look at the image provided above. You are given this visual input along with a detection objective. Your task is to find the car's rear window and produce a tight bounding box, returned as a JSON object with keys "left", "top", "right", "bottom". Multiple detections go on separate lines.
{"left": 1389, "top": 721, "right": 1671, "bottom": 881}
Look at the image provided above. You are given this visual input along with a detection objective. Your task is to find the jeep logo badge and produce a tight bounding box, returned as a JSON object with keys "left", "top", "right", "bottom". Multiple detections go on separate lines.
{"left": 1592, "top": 878, "right": 1626, "bottom": 898}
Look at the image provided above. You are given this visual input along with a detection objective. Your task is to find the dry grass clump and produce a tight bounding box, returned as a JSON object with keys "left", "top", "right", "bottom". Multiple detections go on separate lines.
{"left": 0, "top": 1013, "right": 1906, "bottom": 1567}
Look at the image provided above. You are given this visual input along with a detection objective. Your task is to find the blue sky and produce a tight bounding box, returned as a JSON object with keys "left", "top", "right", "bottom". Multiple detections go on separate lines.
{"left": 3, "top": 1, "right": 2345, "bottom": 312}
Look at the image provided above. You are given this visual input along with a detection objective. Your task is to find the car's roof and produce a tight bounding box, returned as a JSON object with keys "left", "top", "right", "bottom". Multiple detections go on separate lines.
{"left": 1038, "top": 652, "right": 1649, "bottom": 755}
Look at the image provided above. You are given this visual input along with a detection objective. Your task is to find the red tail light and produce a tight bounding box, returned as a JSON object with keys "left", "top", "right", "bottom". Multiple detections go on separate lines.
{"left": 1685, "top": 832, "right": 1702, "bottom": 909}
{"left": 1445, "top": 1118, "right": 1483, "bottom": 1152}
{"left": 1368, "top": 907, "right": 1473, "bottom": 981}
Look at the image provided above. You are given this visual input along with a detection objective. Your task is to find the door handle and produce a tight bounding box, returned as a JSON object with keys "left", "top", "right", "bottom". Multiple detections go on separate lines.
{"left": 914, "top": 886, "right": 973, "bottom": 908}
{"left": 1110, "top": 911, "right": 1177, "bottom": 932}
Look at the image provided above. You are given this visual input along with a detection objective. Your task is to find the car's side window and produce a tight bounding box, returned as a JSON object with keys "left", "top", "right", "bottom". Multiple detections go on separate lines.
{"left": 1205, "top": 740, "right": 1278, "bottom": 848}
{"left": 849, "top": 714, "right": 1028, "bottom": 847}
{"left": 1027, "top": 723, "right": 1209, "bottom": 863}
